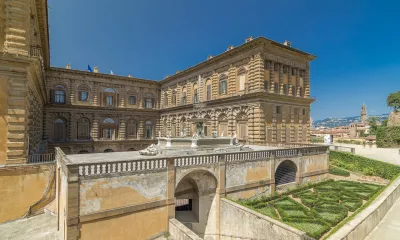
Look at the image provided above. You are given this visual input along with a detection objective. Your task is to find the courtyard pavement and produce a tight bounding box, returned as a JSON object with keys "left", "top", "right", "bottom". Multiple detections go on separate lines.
{"left": 0, "top": 213, "right": 61, "bottom": 240}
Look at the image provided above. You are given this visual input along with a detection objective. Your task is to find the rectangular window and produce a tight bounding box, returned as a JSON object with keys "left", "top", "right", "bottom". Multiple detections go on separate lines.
{"left": 129, "top": 96, "right": 136, "bottom": 105}
{"left": 55, "top": 91, "right": 65, "bottom": 103}
{"left": 276, "top": 106, "right": 281, "bottom": 114}
{"left": 283, "top": 84, "right": 287, "bottom": 95}
{"left": 292, "top": 68, "right": 296, "bottom": 76}
{"left": 106, "top": 96, "right": 113, "bottom": 106}
{"left": 182, "top": 94, "right": 187, "bottom": 105}
{"left": 193, "top": 94, "right": 198, "bottom": 103}
{"left": 219, "top": 80, "right": 227, "bottom": 95}
{"left": 274, "top": 63, "right": 279, "bottom": 72}
{"left": 264, "top": 80, "right": 269, "bottom": 91}
{"left": 80, "top": 91, "right": 88, "bottom": 101}
{"left": 207, "top": 85, "right": 211, "bottom": 101}
{"left": 105, "top": 128, "right": 113, "bottom": 139}
{"left": 145, "top": 98, "right": 153, "bottom": 108}
{"left": 274, "top": 83, "right": 279, "bottom": 93}
{"left": 239, "top": 75, "right": 246, "bottom": 91}
{"left": 303, "top": 109, "right": 306, "bottom": 115}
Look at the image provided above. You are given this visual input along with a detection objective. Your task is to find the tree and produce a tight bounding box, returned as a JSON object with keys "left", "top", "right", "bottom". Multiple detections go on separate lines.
{"left": 367, "top": 116, "right": 379, "bottom": 135}
{"left": 387, "top": 91, "right": 400, "bottom": 112}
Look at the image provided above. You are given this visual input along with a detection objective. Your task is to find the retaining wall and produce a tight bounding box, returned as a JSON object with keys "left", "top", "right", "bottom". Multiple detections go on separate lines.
{"left": 220, "top": 198, "right": 312, "bottom": 240}
{"left": 169, "top": 218, "right": 202, "bottom": 240}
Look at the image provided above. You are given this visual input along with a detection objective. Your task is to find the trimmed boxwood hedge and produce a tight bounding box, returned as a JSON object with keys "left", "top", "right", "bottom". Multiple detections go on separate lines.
{"left": 330, "top": 151, "right": 400, "bottom": 179}
{"left": 329, "top": 166, "right": 350, "bottom": 177}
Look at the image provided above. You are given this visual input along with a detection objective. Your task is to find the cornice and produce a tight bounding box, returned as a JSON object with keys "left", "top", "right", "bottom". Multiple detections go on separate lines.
{"left": 47, "top": 67, "right": 160, "bottom": 86}
{"left": 44, "top": 104, "right": 161, "bottom": 114}
{"left": 159, "top": 37, "right": 316, "bottom": 85}
{"left": 35, "top": 0, "right": 50, "bottom": 69}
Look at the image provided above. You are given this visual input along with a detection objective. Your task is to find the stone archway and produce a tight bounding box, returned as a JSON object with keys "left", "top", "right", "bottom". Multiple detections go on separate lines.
{"left": 175, "top": 170, "right": 218, "bottom": 238}
{"left": 104, "top": 149, "right": 114, "bottom": 153}
{"left": 275, "top": 160, "right": 297, "bottom": 186}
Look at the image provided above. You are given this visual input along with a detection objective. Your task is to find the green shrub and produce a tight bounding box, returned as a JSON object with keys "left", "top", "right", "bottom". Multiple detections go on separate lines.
{"left": 341, "top": 199, "right": 362, "bottom": 212}
{"left": 292, "top": 190, "right": 314, "bottom": 198}
{"left": 329, "top": 166, "right": 350, "bottom": 177}
{"left": 329, "top": 151, "right": 400, "bottom": 179}
{"left": 377, "top": 126, "right": 400, "bottom": 148}
{"left": 312, "top": 208, "right": 348, "bottom": 226}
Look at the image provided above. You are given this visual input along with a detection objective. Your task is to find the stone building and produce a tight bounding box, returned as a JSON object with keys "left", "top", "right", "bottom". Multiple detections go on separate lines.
{"left": 0, "top": 0, "right": 316, "bottom": 165}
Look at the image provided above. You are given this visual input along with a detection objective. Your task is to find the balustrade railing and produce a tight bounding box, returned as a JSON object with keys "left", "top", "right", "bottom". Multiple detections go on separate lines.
{"left": 74, "top": 145, "right": 328, "bottom": 177}
{"left": 28, "top": 153, "right": 55, "bottom": 164}
{"left": 78, "top": 158, "right": 167, "bottom": 177}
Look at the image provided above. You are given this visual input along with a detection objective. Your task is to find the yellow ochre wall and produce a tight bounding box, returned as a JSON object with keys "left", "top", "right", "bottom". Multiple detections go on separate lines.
{"left": 0, "top": 164, "right": 52, "bottom": 223}
{"left": 80, "top": 206, "right": 168, "bottom": 240}
{"left": 0, "top": 76, "right": 8, "bottom": 164}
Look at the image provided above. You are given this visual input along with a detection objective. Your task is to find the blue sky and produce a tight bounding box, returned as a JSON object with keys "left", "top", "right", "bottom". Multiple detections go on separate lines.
{"left": 48, "top": 0, "right": 399, "bottom": 120}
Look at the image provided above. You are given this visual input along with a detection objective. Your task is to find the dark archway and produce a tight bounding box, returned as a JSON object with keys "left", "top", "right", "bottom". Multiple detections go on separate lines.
{"left": 104, "top": 149, "right": 114, "bottom": 153}
{"left": 78, "top": 150, "right": 89, "bottom": 154}
{"left": 275, "top": 160, "right": 297, "bottom": 186}
{"left": 127, "top": 148, "right": 136, "bottom": 151}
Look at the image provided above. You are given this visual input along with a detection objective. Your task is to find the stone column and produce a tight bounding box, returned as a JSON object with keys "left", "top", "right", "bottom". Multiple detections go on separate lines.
{"left": 216, "top": 154, "right": 226, "bottom": 239}
{"left": 91, "top": 114, "right": 99, "bottom": 140}
{"left": 166, "top": 158, "right": 176, "bottom": 220}
{"left": 279, "top": 64, "right": 284, "bottom": 95}
{"left": 65, "top": 164, "right": 80, "bottom": 240}
{"left": 253, "top": 52, "right": 264, "bottom": 93}
{"left": 253, "top": 105, "right": 266, "bottom": 144}
{"left": 138, "top": 119, "right": 144, "bottom": 139}
{"left": 119, "top": 118, "right": 126, "bottom": 140}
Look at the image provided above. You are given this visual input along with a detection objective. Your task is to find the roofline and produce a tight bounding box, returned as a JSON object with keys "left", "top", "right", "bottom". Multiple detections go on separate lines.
{"left": 159, "top": 36, "right": 316, "bottom": 84}
{"left": 48, "top": 67, "right": 159, "bottom": 84}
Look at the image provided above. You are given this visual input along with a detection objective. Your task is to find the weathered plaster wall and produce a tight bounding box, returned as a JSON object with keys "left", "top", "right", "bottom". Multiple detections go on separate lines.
{"left": 220, "top": 198, "right": 311, "bottom": 240}
{"left": 226, "top": 185, "right": 271, "bottom": 200}
{"left": 80, "top": 205, "right": 168, "bottom": 240}
{"left": 301, "top": 154, "right": 328, "bottom": 173}
{"left": 0, "top": 164, "right": 53, "bottom": 223}
{"left": 80, "top": 171, "right": 167, "bottom": 215}
{"left": 56, "top": 164, "right": 68, "bottom": 239}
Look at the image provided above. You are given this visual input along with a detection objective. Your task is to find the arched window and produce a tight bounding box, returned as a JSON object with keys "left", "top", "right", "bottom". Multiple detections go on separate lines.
{"left": 181, "top": 87, "right": 187, "bottom": 105}
{"left": 172, "top": 91, "right": 177, "bottom": 105}
{"left": 144, "top": 93, "right": 154, "bottom": 109}
{"left": 164, "top": 92, "right": 168, "bottom": 107}
{"left": 102, "top": 118, "right": 116, "bottom": 139}
{"left": 237, "top": 68, "right": 246, "bottom": 91}
{"left": 52, "top": 85, "right": 66, "bottom": 104}
{"left": 77, "top": 118, "right": 90, "bottom": 140}
{"left": 219, "top": 75, "right": 227, "bottom": 95}
{"left": 180, "top": 117, "right": 187, "bottom": 136}
{"left": 144, "top": 120, "right": 153, "bottom": 139}
{"left": 193, "top": 84, "right": 198, "bottom": 103}
{"left": 103, "top": 88, "right": 116, "bottom": 107}
{"left": 205, "top": 79, "right": 212, "bottom": 101}
{"left": 78, "top": 85, "right": 90, "bottom": 102}
{"left": 126, "top": 119, "right": 137, "bottom": 139}
{"left": 54, "top": 118, "right": 66, "bottom": 141}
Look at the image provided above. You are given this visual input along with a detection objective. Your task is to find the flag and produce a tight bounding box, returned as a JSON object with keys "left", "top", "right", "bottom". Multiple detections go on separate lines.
{"left": 87, "top": 65, "right": 93, "bottom": 72}
{"left": 110, "top": 70, "right": 114, "bottom": 75}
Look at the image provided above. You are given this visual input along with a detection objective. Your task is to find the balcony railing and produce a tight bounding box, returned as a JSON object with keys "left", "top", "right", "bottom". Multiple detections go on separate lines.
{"left": 28, "top": 153, "right": 55, "bottom": 164}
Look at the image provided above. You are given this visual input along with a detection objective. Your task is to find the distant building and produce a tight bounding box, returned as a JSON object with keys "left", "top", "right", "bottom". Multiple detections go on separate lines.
{"left": 349, "top": 105, "right": 369, "bottom": 138}
{"left": 361, "top": 104, "right": 367, "bottom": 123}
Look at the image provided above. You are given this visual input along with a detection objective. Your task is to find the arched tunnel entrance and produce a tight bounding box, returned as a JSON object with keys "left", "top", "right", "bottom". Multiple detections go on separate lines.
{"left": 175, "top": 170, "right": 218, "bottom": 238}
{"left": 275, "top": 160, "right": 297, "bottom": 186}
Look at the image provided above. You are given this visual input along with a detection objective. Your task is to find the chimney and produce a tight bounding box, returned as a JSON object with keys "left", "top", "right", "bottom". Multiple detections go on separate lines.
{"left": 207, "top": 55, "right": 213, "bottom": 60}
{"left": 283, "top": 40, "right": 292, "bottom": 47}
{"left": 246, "top": 36, "right": 254, "bottom": 43}
{"left": 66, "top": 64, "right": 71, "bottom": 69}
{"left": 227, "top": 45, "right": 234, "bottom": 51}
{"left": 128, "top": 74, "right": 132, "bottom": 78}
{"left": 93, "top": 67, "right": 98, "bottom": 73}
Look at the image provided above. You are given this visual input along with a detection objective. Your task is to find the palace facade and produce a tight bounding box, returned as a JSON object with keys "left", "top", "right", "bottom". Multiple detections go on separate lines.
{"left": 0, "top": 0, "right": 315, "bottom": 165}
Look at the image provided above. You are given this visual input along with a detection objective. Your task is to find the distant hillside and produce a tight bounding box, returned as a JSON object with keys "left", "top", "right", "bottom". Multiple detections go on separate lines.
{"left": 313, "top": 114, "right": 389, "bottom": 128}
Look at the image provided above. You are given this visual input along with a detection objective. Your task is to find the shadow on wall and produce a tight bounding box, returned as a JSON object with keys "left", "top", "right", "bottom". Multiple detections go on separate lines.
{"left": 0, "top": 163, "right": 56, "bottom": 223}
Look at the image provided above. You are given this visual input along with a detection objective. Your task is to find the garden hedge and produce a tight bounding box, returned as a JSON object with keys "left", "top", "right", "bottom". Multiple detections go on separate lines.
{"left": 329, "top": 151, "right": 400, "bottom": 179}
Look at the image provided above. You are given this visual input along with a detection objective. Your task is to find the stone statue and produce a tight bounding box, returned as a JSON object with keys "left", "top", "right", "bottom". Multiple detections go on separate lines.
{"left": 166, "top": 131, "right": 172, "bottom": 138}
{"left": 192, "top": 132, "right": 199, "bottom": 139}
{"left": 233, "top": 131, "right": 238, "bottom": 145}
{"left": 158, "top": 131, "right": 162, "bottom": 138}
{"left": 180, "top": 131, "right": 184, "bottom": 137}
{"left": 221, "top": 131, "right": 224, "bottom": 137}
{"left": 212, "top": 131, "right": 217, "bottom": 138}
{"left": 139, "top": 144, "right": 159, "bottom": 156}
